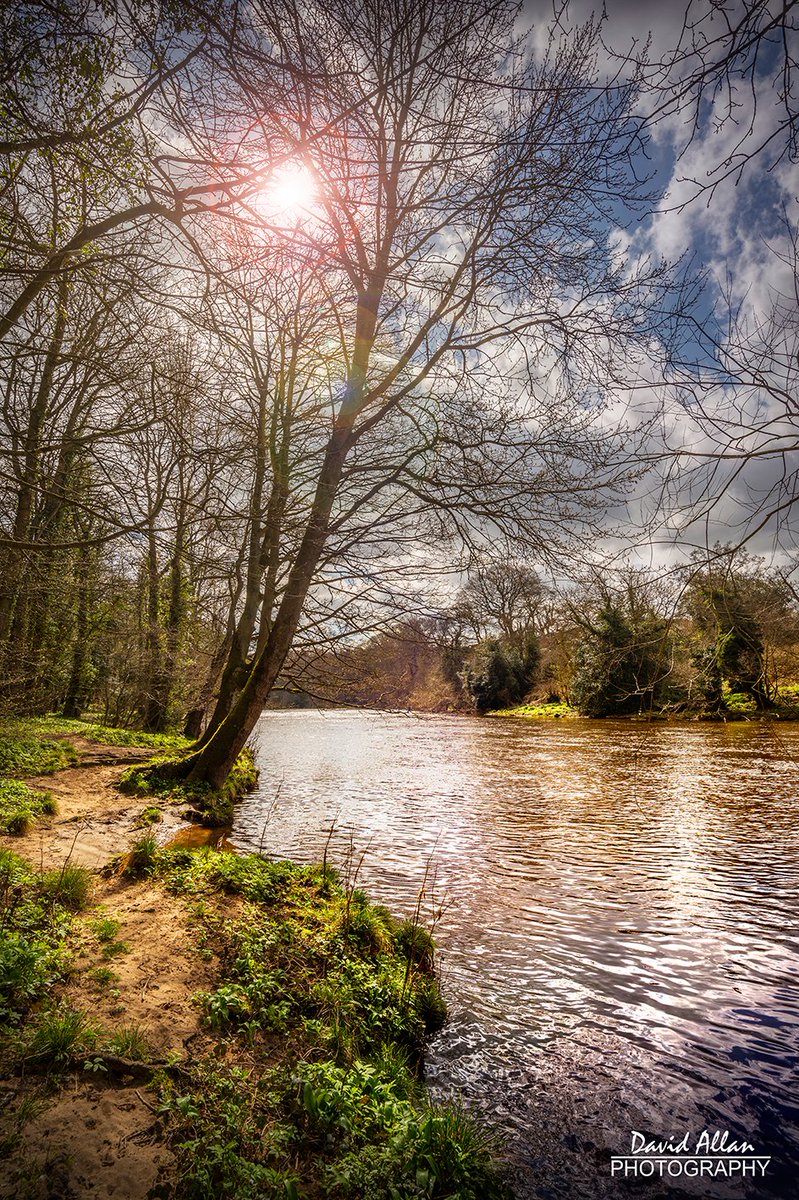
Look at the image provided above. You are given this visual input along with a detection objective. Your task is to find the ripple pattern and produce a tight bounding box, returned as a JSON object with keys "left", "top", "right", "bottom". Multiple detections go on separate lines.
{"left": 232, "top": 711, "right": 799, "bottom": 1199}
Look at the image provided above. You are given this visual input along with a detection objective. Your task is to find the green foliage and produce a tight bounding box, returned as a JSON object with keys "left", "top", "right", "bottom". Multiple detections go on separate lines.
{"left": 394, "top": 921, "right": 435, "bottom": 972}
{"left": 0, "top": 851, "right": 75, "bottom": 1023}
{"left": 40, "top": 865, "right": 91, "bottom": 911}
{"left": 139, "top": 847, "right": 504, "bottom": 1199}
{"left": 23, "top": 716, "right": 190, "bottom": 750}
{"left": 0, "top": 931, "right": 68, "bottom": 1023}
{"left": 89, "top": 965, "right": 118, "bottom": 988}
{"left": 158, "top": 1065, "right": 302, "bottom": 1200}
{"left": 119, "top": 747, "right": 258, "bottom": 825}
{"left": 490, "top": 700, "right": 575, "bottom": 718}
{"left": 571, "top": 601, "right": 670, "bottom": 717}
{"left": 293, "top": 1061, "right": 508, "bottom": 1199}
{"left": 461, "top": 635, "right": 539, "bottom": 714}
{"left": 26, "top": 1005, "right": 98, "bottom": 1065}
{"left": 686, "top": 559, "right": 775, "bottom": 709}
{"left": 101, "top": 939, "right": 131, "bottom": 960}
{"left": 123, "top": 832, "right": 160, "bottom": 878}
{"left": 0, "top": 779, "right": 57, "bottom": 834}
{"left": 92, "top": 915, "right": 120, "bottom": 943}
{"left": 107, "top": 1023, "right": 150, "bottom": 1060}
{"left": 138, "top": 804, "right": 163, "bottom": 825}
{"left": 411, "top": 977, "right": 448, "bottom": 1035}
{"left": 0, "top": 727, "right": 77, "bottom": 777}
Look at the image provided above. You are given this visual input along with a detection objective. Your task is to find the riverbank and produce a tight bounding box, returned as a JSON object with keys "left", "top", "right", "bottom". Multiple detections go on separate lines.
{"left": 0, "top": 720, "right": 509, "bottom": 1199}
{"left": 490, "top": 690, "right": 799, "bottom": 721}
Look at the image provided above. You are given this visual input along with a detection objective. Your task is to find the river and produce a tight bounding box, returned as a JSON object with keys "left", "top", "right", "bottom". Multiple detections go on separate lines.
{"left": 230, "top": 709, "right": 799, "bottom": 1199}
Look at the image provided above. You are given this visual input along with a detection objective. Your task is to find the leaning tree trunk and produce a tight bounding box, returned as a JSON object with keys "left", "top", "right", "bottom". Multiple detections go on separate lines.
{"left": 183, "top": 428, "right": 350, "bottom": 788}
{"left": 180, "top": 275, "right": 381, "bottom": 787}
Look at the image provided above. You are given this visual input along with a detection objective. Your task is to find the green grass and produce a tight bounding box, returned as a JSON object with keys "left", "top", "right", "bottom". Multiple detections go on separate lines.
{"left": 489, "top": 700, "right": 577, "bottom": 718}
{"left": 0, "top": 779, "right": 57, "bottom": 835}
{"left": 88, "top": 965, "right": 118, "bottom": 988}
{"left": 137, "top": 804, "right": 163, "bottom": 826}
{"left": 25, "top": 715, "right": 190, "bottom": 750}
{"left": 101, "top": 939, "right": 131, "bottom": 960}
{"left": 92, "top": 915, "right": 121, "bottom": 943}
{"left": 40, "top": 865, "right": 92, "bottom": 911}
{"left": 149, "top": 846, "right": 509, "bottom": 1200}
{"left": 26, "top": 1005, "right": 98, "bottom": 1065}
{"left": 0, "top": 726, "right": 77, "bottom": 777}
{"left": 106, "top": 1022, "right": 150, "bottom": 1060}
{"left": 0, "top": 839, "right": 508, "bottom": 1198}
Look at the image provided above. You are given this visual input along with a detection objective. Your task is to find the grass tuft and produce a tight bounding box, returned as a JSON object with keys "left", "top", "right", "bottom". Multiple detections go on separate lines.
{"left": 40, "top": 865, "right": 92, "bottom": 911}
{"left": 26, "top": 1005, "right": 97, "bottom": 1065}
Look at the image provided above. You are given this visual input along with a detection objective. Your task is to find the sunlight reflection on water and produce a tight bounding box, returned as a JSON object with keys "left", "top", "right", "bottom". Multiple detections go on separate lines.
{"left": 232, "top": 710, "right": 799, "bottom": 1199}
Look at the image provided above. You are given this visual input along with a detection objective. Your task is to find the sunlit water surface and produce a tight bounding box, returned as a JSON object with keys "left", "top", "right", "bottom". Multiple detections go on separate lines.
{"left": 230, "top": 711, "right": 799, "bottom": 1199}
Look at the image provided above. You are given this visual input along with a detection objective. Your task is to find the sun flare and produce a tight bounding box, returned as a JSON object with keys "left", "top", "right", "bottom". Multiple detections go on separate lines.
{"left": 257, "top": 162, "right": 318, "bottom": 222}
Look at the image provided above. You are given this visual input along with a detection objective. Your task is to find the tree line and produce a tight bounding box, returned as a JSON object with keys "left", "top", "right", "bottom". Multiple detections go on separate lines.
{"left": 304, "top": 548, "right": 799, "bottom": 717}
{"left": 2, "top": 0, "right": 797, "bottom": 785}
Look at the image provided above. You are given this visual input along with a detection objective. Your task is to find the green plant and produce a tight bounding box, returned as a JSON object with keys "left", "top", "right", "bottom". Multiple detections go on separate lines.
{"left": 0, "top": 779, "right": 57, "bottom": 835}
{"left": 107, "top": 1023, "right": 150, "bottom": 1060}
{"left": 326, "top": 1098, "right": 510, "bottom": 1199}
{"left": 0, "top": 727, "right": 77, "bottom": 777}
{"left": 101, "top": 940, "right": 131, "bottom": 960}
{"left": 88, "top": 966, "right": 118, "bottom": 988}
{"left": 137, "top": 805, "right": 163, "bottom": 826}
{"left": 412, "top": 977, "right": 447, "bottom": 1034}
{"left": 0, "top": 932, "right": 67, "bottom": 1021}
{"left": 123, "top": 832, "right": 159, "bottom": 877}
{"left": 93, "top": 915, "right": 121, "bottom": 943}
{"left": 26, "top": 1006, "right": 97, "bottom": 1065}
{"left": 394, "top": 920, "right": 435, "bottom": 972}
{"left": 40, "top": 864, "right": 92, "bottom": 911}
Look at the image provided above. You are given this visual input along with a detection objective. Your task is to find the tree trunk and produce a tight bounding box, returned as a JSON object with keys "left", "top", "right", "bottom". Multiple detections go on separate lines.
{"left": 182, "top": 280, "right": 381, "bottom": 786}
{"left": 185, "top": 428, "right": 351, "bottom": 787}
{"left": 0, "top": 276, "right": 69, "bottom": 651}
{"left": 63, "top": 546, "right": 91, "bottom": 718}
{"left": 142, "top": 528, "right": 165, "bottom": 732}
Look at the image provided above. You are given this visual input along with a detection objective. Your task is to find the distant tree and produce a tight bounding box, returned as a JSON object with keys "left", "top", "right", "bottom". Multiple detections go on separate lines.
{"left": 454, "top": 560, "right": 547, "bottom": 649}
{"left": 683, "top": 548, "right": 799, "bottom": 709}
{"left": 461, "top": 637, "right": 536, "bottom": 714}
{"left": 571, "top": 598, "right": 671, "bottom": 717}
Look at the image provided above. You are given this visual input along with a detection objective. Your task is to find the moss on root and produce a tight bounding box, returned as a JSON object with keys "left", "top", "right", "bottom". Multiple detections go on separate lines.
{"left": 119, "top": 747, "right": 258, "bottom": 826}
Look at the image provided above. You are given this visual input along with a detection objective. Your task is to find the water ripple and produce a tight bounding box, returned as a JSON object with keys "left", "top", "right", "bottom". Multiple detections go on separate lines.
{"left": 233, "top": 710, "right": 799, "bottom": 1199}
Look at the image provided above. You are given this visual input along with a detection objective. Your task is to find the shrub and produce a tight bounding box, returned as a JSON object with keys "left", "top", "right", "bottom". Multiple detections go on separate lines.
{"left": 461, "top": 636, "right": 539, "bottom": 713}
{"left": 571, "top": 601, "right": 671, "bottom": 717}
{"left": 40, "top": 865, "right": 92, "bottom": 911}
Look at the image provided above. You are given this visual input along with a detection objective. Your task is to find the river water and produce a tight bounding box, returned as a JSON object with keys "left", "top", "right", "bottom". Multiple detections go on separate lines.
{"left": 231, "top": 710, "right": 799, "bottom": 1200}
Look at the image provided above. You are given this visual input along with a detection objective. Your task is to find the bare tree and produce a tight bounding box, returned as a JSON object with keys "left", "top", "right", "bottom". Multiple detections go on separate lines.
{"left": 160, "top": 0, "right": 688, "bottom": 786}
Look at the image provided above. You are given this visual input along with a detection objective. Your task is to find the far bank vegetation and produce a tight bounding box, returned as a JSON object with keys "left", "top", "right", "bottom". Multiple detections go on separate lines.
{"left": 292, "top": 549, "right": 799, "bottom": 719}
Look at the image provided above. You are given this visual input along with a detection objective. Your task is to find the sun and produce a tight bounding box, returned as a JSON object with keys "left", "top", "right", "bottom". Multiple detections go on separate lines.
{"left": 257, "top": 162, "right": 318, "bottom": 223}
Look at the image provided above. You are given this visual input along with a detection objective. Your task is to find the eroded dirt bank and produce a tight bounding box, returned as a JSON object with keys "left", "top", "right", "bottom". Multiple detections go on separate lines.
{"left": 1, "top": 745, "right": 220, "bottom": 1199}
